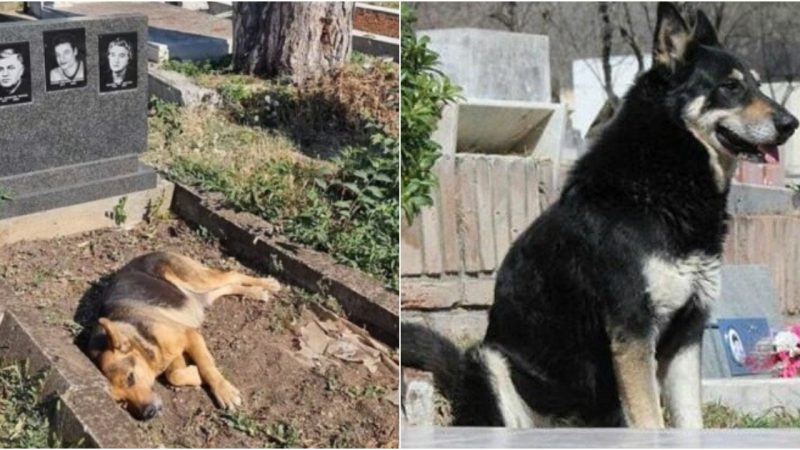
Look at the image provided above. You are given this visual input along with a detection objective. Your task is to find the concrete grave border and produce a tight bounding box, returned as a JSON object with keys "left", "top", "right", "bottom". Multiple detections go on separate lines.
{"left": 352, "top": 2, "right": 399, "bottom": 62}
{"left": 0, "top": 301, "right": 145, "bottom": 447}
{"left": 148, "top": 64, "right": 221, "bottom": 108}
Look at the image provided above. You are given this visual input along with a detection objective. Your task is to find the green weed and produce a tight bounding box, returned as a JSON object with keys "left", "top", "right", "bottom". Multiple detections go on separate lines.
{"left": 111, "top": 196, "right": 128, "bottom": 226}
{"left": 702, "top": 402, "right": 800, "bottom": 428}
{"left": 149, "top": 97, "right": 183, "bottom": 147}
{"left": 266, "top": 422, "right": 301, "bottom": 448}
{"left": 0, "top": 186, "right": 13, "bottom": 202}
{"left": 220, "top": 411, "right": 301, "bottom": 448}
{"left": 0, "top": 361, "right": 70, "bottom": 447}
{"left": 161, "top": 56, "right": 232, "bottom": 77}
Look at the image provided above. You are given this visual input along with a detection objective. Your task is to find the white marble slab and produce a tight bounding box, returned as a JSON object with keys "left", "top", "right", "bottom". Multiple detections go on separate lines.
{"left": 402, "top": 426, "right": 800, "bottom": 448}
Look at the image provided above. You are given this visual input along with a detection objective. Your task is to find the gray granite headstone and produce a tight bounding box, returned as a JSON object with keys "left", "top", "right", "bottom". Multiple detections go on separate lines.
{"left": 703, "top": 264, "right": 782, "bottom": 378}
{"left": 0, "top": 14, "right": 155, "bottom": 219}
{"left": 419, "top": 28, "right": 551, "bottom": 103}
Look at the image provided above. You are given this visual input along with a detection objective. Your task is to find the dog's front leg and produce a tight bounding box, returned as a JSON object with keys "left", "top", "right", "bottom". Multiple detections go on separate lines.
{"left": 658, "top": 342, "right": 702, "bottom": 428}
{"left": 165, "top": 356, "right": 202, "bottom": 387}
{"left": 185, "top": 330, "right": 242, "bottom": 410}
{"left": 610, "top": 334, "right": 664, "bottom": 428}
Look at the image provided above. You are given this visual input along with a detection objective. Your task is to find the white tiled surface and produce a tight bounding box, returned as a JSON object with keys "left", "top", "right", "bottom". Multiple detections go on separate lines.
{"left": 401, "top": 426, "right": 800, "bottom": 448}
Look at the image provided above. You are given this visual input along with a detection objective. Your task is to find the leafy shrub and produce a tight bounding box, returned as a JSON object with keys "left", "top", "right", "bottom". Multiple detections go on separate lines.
{"left": 400, "top": 4, "right": 460, "bottom": 222}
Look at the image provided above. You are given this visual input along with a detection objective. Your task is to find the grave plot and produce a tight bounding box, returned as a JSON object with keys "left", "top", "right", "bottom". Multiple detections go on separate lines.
{"left": 1, "top": 216, "right": 398, "bottom": 448}
{"left": 0, "top": 10, "right": 399, "bottom": 448}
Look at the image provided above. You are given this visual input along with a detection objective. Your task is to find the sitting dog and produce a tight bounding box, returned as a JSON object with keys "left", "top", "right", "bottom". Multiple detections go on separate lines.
{"left": 403, "top": 3, "right": 798, "bottom": 428}
{"left": 87, "top": 251, "right": 281, "bottom": 420}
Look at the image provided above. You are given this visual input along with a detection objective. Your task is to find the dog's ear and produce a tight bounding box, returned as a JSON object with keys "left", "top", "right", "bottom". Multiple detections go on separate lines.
{"left": 98, "top": 318, "right": 131, "bottom": 353}
{"left": 693, "top": 10, "right": 719, "bottom": 47}
{"left": 653, "top": 2, "right": 691, "bottom": 69}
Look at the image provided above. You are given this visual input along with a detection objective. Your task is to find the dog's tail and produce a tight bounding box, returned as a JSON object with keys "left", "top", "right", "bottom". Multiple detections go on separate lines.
{"left": 401, "top": 322, "right": 464, "bottom": 400}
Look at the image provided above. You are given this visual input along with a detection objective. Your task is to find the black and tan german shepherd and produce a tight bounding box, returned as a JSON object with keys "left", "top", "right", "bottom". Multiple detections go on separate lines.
{"left": 402, "top": 3, "right": 798, "bottom": 429}
{"left": 87, "top": 252, "right": 281, "bottom": 420}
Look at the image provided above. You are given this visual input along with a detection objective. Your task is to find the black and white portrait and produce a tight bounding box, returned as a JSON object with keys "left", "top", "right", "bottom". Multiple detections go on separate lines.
{"left": 98, "top": 32, "right": 137, "bottom": 93}
{"left": 0, "top": 42, "right": 31, "bottom": 106}
{"left": 44, "top": 28, "right": 87, "bottom": 91}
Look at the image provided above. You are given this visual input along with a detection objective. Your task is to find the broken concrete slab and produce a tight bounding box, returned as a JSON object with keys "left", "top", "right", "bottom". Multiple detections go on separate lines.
{"left": 148, "top": 64, "right": 220, "bottom": 107}
{"left": 403, "top": 368, "right": 436, "bottom": 427}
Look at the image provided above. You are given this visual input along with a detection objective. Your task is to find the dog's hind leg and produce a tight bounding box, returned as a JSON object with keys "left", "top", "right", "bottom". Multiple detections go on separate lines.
{"left": 610, "top": 335, "right": 664, "bottom": 429}
{"left": 185, "top": 329, "right": 242, "bottom": 410}
{"left": 164, "top": 356, "right": 202, "bottom": 387}
{"left": 148, "top": 252, "right": 281, "bottom": 304}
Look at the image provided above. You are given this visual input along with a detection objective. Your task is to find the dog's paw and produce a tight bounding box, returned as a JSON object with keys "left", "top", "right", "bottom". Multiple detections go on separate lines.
{"left": 212, "top": 379, "right": 242, "bottom": 410}
{"left": 253, "top": 277, "right": 281, "bottom": 302}
{"left": 259, "top": 277, "right": 281, "bottom": 293}
{"left": 168, "top": 365, "right": 202, "bottom": 387}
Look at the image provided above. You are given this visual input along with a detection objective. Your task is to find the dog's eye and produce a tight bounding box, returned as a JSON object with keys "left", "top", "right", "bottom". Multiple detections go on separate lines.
{"left": 720, "top": 79, "right": 744, "bottom": 93}
{"left": 126, "top": 373, "right": 135, "bottom": 387}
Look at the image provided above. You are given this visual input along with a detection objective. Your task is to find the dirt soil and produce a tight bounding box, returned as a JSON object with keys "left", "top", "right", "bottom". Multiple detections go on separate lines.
{"left": 0, "top": 218, "right": 398, "bottom": 448}
{"left": 353, "top": 8, "right": 399, "bottom": 38}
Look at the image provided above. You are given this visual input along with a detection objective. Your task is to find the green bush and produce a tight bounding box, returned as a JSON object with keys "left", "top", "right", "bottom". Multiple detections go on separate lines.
{"left": 400, "top": 4, "right": 460, "bottom": 223}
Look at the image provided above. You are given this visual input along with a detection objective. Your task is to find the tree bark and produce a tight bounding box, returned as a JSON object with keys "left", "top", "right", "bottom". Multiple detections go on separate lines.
{"left": 232, "top": 2, "right": 353, "bottom": 85}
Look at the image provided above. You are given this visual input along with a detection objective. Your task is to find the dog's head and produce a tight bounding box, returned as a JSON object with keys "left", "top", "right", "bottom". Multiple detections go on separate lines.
{"left": 89, "top": 318, "right": 163, "bottom": 420}
{"left": 653, "top": 2, "right": 798, "bottom": 164}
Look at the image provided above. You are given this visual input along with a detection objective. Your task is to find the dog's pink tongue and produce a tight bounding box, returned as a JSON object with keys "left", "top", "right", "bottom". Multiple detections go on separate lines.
{"left": 758, "top": 144, "right": 780, "bottom": 164}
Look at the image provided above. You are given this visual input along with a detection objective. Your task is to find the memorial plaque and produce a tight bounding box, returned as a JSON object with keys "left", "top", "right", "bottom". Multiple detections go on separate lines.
{"left": 0, "top": 15, "right": 155, "bottom": 220}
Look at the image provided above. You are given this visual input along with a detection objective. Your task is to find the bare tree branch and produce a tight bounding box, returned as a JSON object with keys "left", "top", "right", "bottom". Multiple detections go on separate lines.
{"left": 620, "top": 3, "right": 644, "bottom": 73}
{"left": 599, "top": 2, "right": 619, "bottom": 105}
{"left": 489, "top": 2, "right": 517, "bottom": 32}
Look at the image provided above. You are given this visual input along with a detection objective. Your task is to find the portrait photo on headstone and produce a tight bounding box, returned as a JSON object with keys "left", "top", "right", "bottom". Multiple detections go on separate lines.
{"left": 98, "top": 32, "right": 137, "bottom": 93}
{"left": 0, "top": 41, "right": 31, "bottom": 106}
{"left": 44, "top": 28, "right": 87, "bottom": 91}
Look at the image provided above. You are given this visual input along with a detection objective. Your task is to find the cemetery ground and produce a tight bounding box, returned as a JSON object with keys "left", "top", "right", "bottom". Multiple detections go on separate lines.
{"left": 149, "top": 53, "right": 399, "bottom": 289}
{"left": 1, "top": 218, "right": 398, "bottom": 448}
{"left": 0, "top": 53, "right": 399, "bottom": 446}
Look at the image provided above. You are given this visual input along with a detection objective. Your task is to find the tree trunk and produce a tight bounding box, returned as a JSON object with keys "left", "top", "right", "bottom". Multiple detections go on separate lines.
{"left": 232, "top": 2, "right": 353, "bottom": 85}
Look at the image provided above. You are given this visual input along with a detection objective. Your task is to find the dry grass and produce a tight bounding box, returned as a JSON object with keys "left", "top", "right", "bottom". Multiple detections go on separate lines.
{"left": 144, "top": 106, "right": 312, "bottom": 175}
{"left": 0, "top": 3, "right": 21, "bottom": 13}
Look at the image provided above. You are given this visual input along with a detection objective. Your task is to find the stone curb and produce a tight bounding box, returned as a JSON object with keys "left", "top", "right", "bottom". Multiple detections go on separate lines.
{"left": 0, "top": 302, "right": 145, "bottom": 447}
{"left": 355, "top": 2, "right": 400, "bottom": 16}
{"left": 170, "top": 183, "right": 399, "bottom": 346}
{"left": 148, "top": 65, "right": 221, "bottom": 108}
{"left": 352, "top": 29, "right": 399, "bottom": 62}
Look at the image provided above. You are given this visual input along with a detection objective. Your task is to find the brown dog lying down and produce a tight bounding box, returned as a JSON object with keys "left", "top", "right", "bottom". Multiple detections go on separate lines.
{"left": 87, "top": 251, "right": 281, "bottom": 420}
